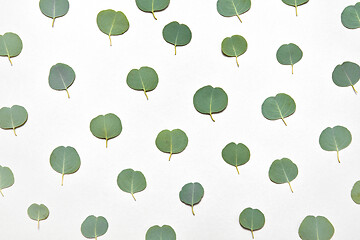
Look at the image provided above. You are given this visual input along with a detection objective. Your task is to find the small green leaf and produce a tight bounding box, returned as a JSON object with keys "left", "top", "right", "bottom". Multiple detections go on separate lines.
{"left": 117, "top": 169, "right": 146, "bottom": 201}
{"left": 97, "top": 9, "right": 129, "bottom": 46}
{"left": 341, "top": 3, "right": 360, "bottom": 29}
{"left": 193, "top": 85, "right": 228, "bottom": 122}
{"left": 276, "top": 43, "right": 302, "bottom": 74}
{"left": 351, "top": 180, "right": 360, "bottom": 204}
{"left": 162, "top": 21, "right": 192, "bottom": 55}
{"left": 155, "top": 129, "right": 188, "bottom": 161}
{"left": 146, "top": 225, "right": 176, "bottom": 240}
{"left": 221, "top": 142, "right": 250, "bottom": 174}
{"left": 217, "top": 0, "right": 251, "bottom": 23}
{"left": 0, "top": 105, "right": 28, "bottom": 136}
{"left": 0, "top": 165, "right": 14, "bottom": 197}
{"left": 136, "top": 0, "right": 170, "bottom": 20}
{"left": 239, "top": 207, "right": 265, "bottom": 239}
{"left": 81, "top": 215, "right": 108, "bottom": 240}
{"left": 39, "top": 0, "right": 69, "bottom": 27}
{"left": 282, "top": 0, "right": 309, "bottom": 16}
{"left": 0, "top": 32, "right": 23, "bottom": 66}
{"left": 268, "top": 158, "right": 298, "bottom": 193}
{"left": 90, "top": 113, "right": 122, "bottom": 148}
{"left": 261, "top": 93, "right": 296, "bottom": 126}
{"left": 319, "top": 126, "right": 352, "bottom": 163}
{"left": 332, "top": 61, "right": 360, "bottom": 94}
{"left": 298, "top": 215, "right": 334, "bottom": 240}
{"left": 179, "top": 182, "right": 204, "bottom": 216}
{"left": 48, "top": 63, "right": 76, "bottom": 98}
{"left": 27, "top": 203, "right": 49, "bottom": 230}
{"left": 221, "top": 35, "right": 247, "bottom": 67}
{"left": 126, "top": 66, "right": 159, "bottom": 100}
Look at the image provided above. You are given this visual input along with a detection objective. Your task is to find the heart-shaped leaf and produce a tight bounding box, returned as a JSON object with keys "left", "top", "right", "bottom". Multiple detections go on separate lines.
{"left": 193, "top": 85, "right": 228, "bottom": 122}
{"left": 0, "top": 165, "right": 14, "bottom": 197}
{"left": 97, "top": 9, "right": 129, "bottom": 46}
{"left": 341, "top": 3, "right": 360, "bottom": 29}
{"left": 239, "top": 207, "right": 265, "bottom": 239}
{"left": 221, "top": 35, "right": 247, "bottom": 67}
{"left": 221, "top": 142, "right": 250, "bottom": 174}
{"left": 276, "top": 43, "right": 302, "bottom": 74}
{"left": 39, "top": 0, "right": 69, "bottom": 27}
{"left": 48, "top": 63, "right": 76, "bottom": 98}
{"left": 81, "top": 215, "right": 108, "bottom": 240}
{"left": 0, "top": 105, "right": 28, "bottom": 136}
{"left": 146, "top": 225, "right": 176, "bottom": 240}
{"left": 332, "top": 61, "right": 360, "bottom": 94}
{"left": 179, "top": 182, "right": 204, "bottom": 216}
{"left": 162, "top": 21, "right": 192, "bottom": 55}
{"left": 282, "top": 0, "right": 309, "bottom": 16}
{"left": 298, "top": 215, "right": 334, "bottom": 240}
{"left": 217, "top": 0, "right": 251, "bottom": 23}
{"left": 136, "top": 0, "right": 170, "bottom": 20}
{"left": 351, "top": 180, "right": 360, "bottom": 204}
{"left": 319, "top": 126, "right": 352, "bottom": 163}
{"left": 0, "top": 32, "right": 23, "bottom": 66}
{"left": 117, "top": 168, "right": 146, "bottom": 201}
{"left": 27, "top": 203, "right": 49, "bottom": 229}
{"left": 261, "top": 93, "right": 296, "bottom": 126}
{"left": 90, "top": 113, "right": 122, "bottom": 148}
{"left": 269, "top": 158, "right": 298, "bottom": 193}
{"left": 126, "top": 66, "right": 159, "bottom": 100}
{"left": 155, "top": 129, "right": 188, "bottom": 161}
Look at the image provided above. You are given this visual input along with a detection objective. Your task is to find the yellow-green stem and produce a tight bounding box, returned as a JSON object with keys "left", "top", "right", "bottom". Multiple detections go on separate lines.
{"left": 235, "top": 56, "right": 239, "bottom": 67}
{"left": 175, "top": 45, "right": 177, "bottom": 55}
{"left": 251, "top": 229, "right": 254, "bottom": 239}
{"left": 61, "top": 174, "right": 64, "bottom": 186}
{"left": 291, "top": 64, "right": 294, "bottom": 74}
{"left": 8, "top": 55, "right": 12, "bottom": 66}
{"left": 352, "top": 85, "right": 358, "bottom": 94}
{"left": 0, "top": 189, "right": 3, "bottom": 197}
{"left": 65, "top": 89, "right": 70, "bottom": 98}
{"left": 210, "top": 113, "right": 215, "bottom": 122}
{"left": 131, "top": 192, "right": 136, "bottom": 201}
{"left": 144, "top": 90, "right": 149, "bottom": 100}
{"left": 13, "top": 128, "right": 17, "bottom": 136}
{"left": 37, "top": 220, "right": 40, "bottom": 230}
{"left": 109, "top": 35, "right": 112, "bottom": 46}
{"left": 52, "top": 18, "right": 55, "bottom": 27}
{"left": 288, "top": 181, "right": 294, "bottom": 193}
{"left": 152, "top": 11, "right": 157, "bottom": 20}
{"left": 106, "top": 138, "right": 108, "bottom": 148}
{"left": 337, "top": 149, "right": 340, "bottom": 163}
{"left": 191, "top": 205, "right": 195, "bottom": 216}
{"left": 236, "top": 14, "right": 242, "bottom": 23}
{"left": 169, "top": 152, "right": 172, "bottom": 161}
{"left": 281, "top": 117, "right": 287, "bottom": 126}
{"left": 295, "top": 5, "right": 298, "bottom": 16}
{"left": 236, "top": 166, "right": 239, "bottom": 174}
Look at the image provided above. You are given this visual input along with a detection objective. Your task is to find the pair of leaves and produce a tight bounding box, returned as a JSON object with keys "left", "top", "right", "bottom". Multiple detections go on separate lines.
{"left": 179, "top": 182, "right": 204, "bottom": 216}
{"left": 0, "top": 105, "right": 28, "bottom": 136}
{"left": 319, "top": 126, "right": 352, "bottom": 163}
{"left": 298, "top": 216, "right": 334, "bottom": 240}
{"left": 97, "top": 10, "right": 129, "bottom": 46}
{"left": 0, "top": 165, "right": 14, "bottom": 197}
{"left": 90, "top": 113, "right": 122, "bottom": 148}
{"left": 117, "top": 169, "right": 146, "bottom": 201}
{"left": 163, "top": 21, "right": 192, "bottom": 55}
{"left": 217, "top": 0, "right": 251, "bottom": 23}
{"left": 0, "top": 32, "right": 22, "bottom": 66}
{"left": 351, "top": 180, "right": 360, "bottom": 204}
{"left": 269, "top": 158, "right": 298, "bottom": 193}
{"left": 239, "top": 208, "right": 265, "bottom": 239}
{"left": 27, "top": 203, "right": 49, "bottom": 229}
{"left": 49, "top": 63, "right": 76, "bottom": 98}
{"left": 127, "top": 66, "right": 158, "bottom": 100}
{"left": 222, "top": 142, "right": 250, "bottom": 174}
{"left": 146, "top": 225, "right": 176, "bottom": 240}
{"left": 81, "top": 215, "right": 108, "bottom": 240}
{"left": 221, "top": 35, "right": 247, "bottom": 67}
{"left": 282, "top": 0, "right": 309, "bottom": 16}
{"left": 155, "top": 129, "right": 188, "bottom": 160}
{"left": 341, "top": 3, "right": 360, "bottom": 29}
{"left": 193, "top": 85, "right": 228, "bottom": 122}
{"left": 332, "top": 62, "right": 360, "bottom": 94}
{"left": 261, "top": 93, "right": 296, "bottom": 126}
{"left": 39, "top": 0, "right": 69, "bottom": 27}
{"left": 136, "top": 0, "right": 170, "bottom": 20}
{"left": 276, "top": 43, "right": 303, "bottom": 74}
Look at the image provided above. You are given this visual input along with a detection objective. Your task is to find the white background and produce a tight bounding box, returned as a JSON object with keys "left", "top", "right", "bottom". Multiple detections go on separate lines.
{"left": 1, "top": 0, "right": 360, "bottom": 239}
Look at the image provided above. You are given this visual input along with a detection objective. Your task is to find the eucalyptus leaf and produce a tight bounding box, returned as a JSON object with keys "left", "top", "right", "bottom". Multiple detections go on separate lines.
{"left": 261, "top": 93, "right": 296, "bottom": 126}
{"left": 27, "top": 203, "right": 49, "bottom": 229}
{"left": 319, "top": 126, "right": 352, "bottom": 163}
{"left": 146, "top": 225, "right": 176, "bottom": 240}
{"left": 0, "top": 105, "right": 28, "bottom": 136}
{"left": 39, "top": 0, "right": 69, "bottom": 27}
{"left": 179, "top": 182, "right": 204, "bottom": 216}
{"left": 90, "top": 113, "right": 122, "bottom": 148}
{"left": 126, "top": 66, "right": 158, "bottom": 100}
{"left": 341, "top": 3, "right": 360, "bottom": 29}
{"left": 49, "top": 63, "right": 75, "bottom": 98}
{"left": 351, "top": 180, "right": 360, "bottom": 204}
{"left": 117, "top": 168, "right": 146, "bottom": 201}
{"left": 0, "top": 32, "right": 23, "bottom": 66}
{"left": 155, "top": 129, "right": 188, "bottom": 161}
{"left": 269, "top": 158, "right": 298, "bottom": 193}
{"left": 0, "top": 165, "right": 14, "bottom": 197}
{"left": 81, "top": 215, "right": 108, "bottom": 240}
{"left": 217, "top": 0, "right": 251, "bottom": 23}
{"left": 162, "top": 21, "right": 191, "bottom": 55}
{"left": 136, "top": 0, "right": 170, "bottom": 20}
{"left": 221, "top": 142, "right": 250, "bottom": 174}
{"left": 276, "top": 43, "right": 302, "bottom": 74}
{"left": 239, "top": 207, "right": 265, "bottom": 239}
{"left": 332, "top": 61, "right": 360, "bottom": 94}
{"left": 97, "top": 9, "right": 129, "bottom": 46}
{"left": 298, "top": 215, "right": 334, "bottom": 240}
{"left": 282, "top": 0, "right": 309, "bottom": 16}
{"left": 193, "top": 85, "right": 228, "bottom": 122}
{"left": 221, "top": 35, "right": 247, "bottom": 67}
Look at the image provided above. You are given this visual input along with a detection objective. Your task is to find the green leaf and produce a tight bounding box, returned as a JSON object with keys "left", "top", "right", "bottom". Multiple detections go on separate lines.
{"left": 179, "top": 182, "right": 204, "bottom": 216}
{"left": 162, "top": 21, "right": 192, "bottom": 55}
{"left": 217, "top": 0, "right": 251, "bottom": 23}
{"left": 81, "top": 215, "right": 108, "bottom": 240}
{"left": 135, "top": 0, "right": 170, "bottom": 20}
{"left": 126, "top": 66, "right": 159, "bottom": 100}
{"left": 281, "top": 0, "right": 309, "bottom": 16}
{"left": 117, "top": 168, "right": 146, "bottom": 201}
{"left": 48, "top": 63, "right": 76, "bottom": 98}
{"left": 0, "top": 105, "right": 28, "bottom": 136}
{"left": 351, "top": 180, "right": 360, "bottom": 204}
{"left": 268, "top": 158, "right": 298, "bottom": 193}
{"left": 261, "top": 93, "right": 296, "bottom": 126}
{"left": 0, "top": 32, "right": 23, "bottom": 66}
{"left": 341, "top": 3, "right": 360, "bottom": 29}
{"left": 0, "top": 165, "right": 14, "bottom": 197}
{"left": 221, "top": 142, "right": 250, "bottom": 174}
{"left": 97, "top": 9, "right": 129, "bottom": 46}
{"left": 298, "top": 215, "right": 334, "bottom": 240}
{"left": 146, "top": 225, "right": 176, "bottom": 240}
{"left": 193, "top": 85, "right": 228, "bottom": 122}
{"left": 319, "top": 126, "right": 352, "bottom": 163}
{"left": 239, "top": 207, "right": 265, "bottom": 239}
{"left": 276, "top": 43, "right": 303, "bottom": 74}
{"left": 90, "top": 113, "right": 122, "bottom": 148}
{"left": 332, "top": 61, "right": 360, "bottom": 94}
{"left": 50, "top": 146, "right": 81, "bottom": 186}
{"left": 39, "top": 0, "right": 69, "bottom": 27}
{"left": 221, "top": 35, "right": 247, "bottom": 67}
{"left": 155, "top": 129, "right": 188, "bottom": 161}
{"left": 27, "top": 203, "right": 49, "bottom": 230}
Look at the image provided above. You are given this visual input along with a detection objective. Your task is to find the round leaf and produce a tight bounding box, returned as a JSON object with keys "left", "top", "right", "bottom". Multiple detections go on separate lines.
{"left": 341, "top": 3, "right": 360, "bottom": 29}
{"left": 0, "top": 105, "right": 28, "bottom": 136}
{"left": 179, "top": 182, "right": 204, "bottom": 216}
{"left": 97, "top": 9, "right": 129, "bottom": 46}
{"left": 276, "top": 43, "right": 302, "bottom": 74}
{"left": 90, "top": 113, "right": 122, "bottom": 148}
{"left": 239, "top": 207, "right": 265, "bottom": 239}
{"left": 217, "top": 0, "right": 251, "bottom": 23}
{"left": 39, "top": 0, "right": 69, "bottom": 27}
{"left": 221, "top": 142, "right": 250, "bottom": 174}
{"left": 261, "top": 93, "right": 296, "bottom": 126}
{"left": 117, "top": 168, "right": 147, "bottom": 201}
{"left": 268, "top": 158, "right": 298, "bottom": 192}
{"left": 81, "top": 215, "right": 108, "bottom": 239}
{"left": 126, "top": 66, "right": 159, "bottom": 100}
{"left": 351, "top": 180, "right": 360, "bottom": 204}
{"left": 221, "top": 35, "right": 247, "bottom": 67}
{"left": 0, "top": 32, "right": 23, "bottom": 66}
{"left": 0, "top": 165, "right": 14, "bottom": 197}
{"left": 162, "top": 21, "right": 192, "bottom": 55}
{"left": 281, "top": 0, "right": 309, "bottom": 16}
{"left": 298, "top": 215, "right": 334, "bottom": 240}
{"left": 146, "top": 225, "right": 176, "bottom": 240}
{"left": 332, "top": 61, "right": 360, "bottom": 94}
{"left": 136, "top": 0, "right": 170, "bottom": 20}
{"left": 48, "top": 63, "right": 76, "bottom": 98}
{"left": 27, "top": 203, "right": 49, "bottom": 229}
{"left": 193, "top": 85, "right": 228, "bottom": 122}
{"left": 155, "top": 129, "right": 188, "bottom": 161}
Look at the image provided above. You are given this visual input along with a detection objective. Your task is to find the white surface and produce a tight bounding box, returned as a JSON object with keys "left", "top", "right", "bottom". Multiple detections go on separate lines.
{"left": 1, "top": 0, "right": 360, "bottom": 239}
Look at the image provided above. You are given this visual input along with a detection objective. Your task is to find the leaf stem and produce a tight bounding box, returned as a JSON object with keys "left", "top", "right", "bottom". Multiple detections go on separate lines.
{"left": 109, "top": 35, "right": 112, "bottom": 46}
{"left": 61, "top": 173, "right": 64, "bottom": 186}
{"left": 52, "top": 17, "right": 55, "bottom": 27}
{"left": 65, "top": 89, "right": 70, "bottom": 98}
{"left": 251, "top": 229, "right": 254, "bottom": 239}
{"left": 106, "top": 138, "right": 108, "bottom": 148}
{"left": 288, "top": 181, "right": 294, "bottom": 193}
{"left": 236, "top": 14, "right": 242, "bottom": 23}
{"left": 7, "top": 55, "right": 12, "bottom": 66}
{"left": 131, "top": 192, "right": 136, "bottom": 201}
{"left": 191, "top": 205, "right": 195, "bottom": 216}
{"left": 235, "top": 56, "right": 239, "bottom": 67}
{"left": 37, "top": 219, "right": 40, "bottom": 230}
{"left": 169, "top": 152, "right": 172, "bottom": 161}
{"left": 143, "top": 90, "right": 149, "bottom": 100}
{"left": 174, "top": 45, "right": 177, "bottom": 55}
{"left": 13, "top": 127, "right": 17, "bottom": 136}
{"left": 281, "top": 117, "right": 287, "bottom": 126}
{"left": 236, "top": 165, "right": 239, "bottom": 174}
{"left": 0, "top": 189, "right": 4, "bottom": 197}
{"left": 291, "top": 64, "right": 294, "bottom": 74}
{"left": 209, "top": 112, "right": 215, "bottom": 122}
{"left": 336, "top": 149, "right": 340, "bottom": 163}
{"left": 152, "top": 11, "right": 157, "bottom": 20}
{"left": 295, "top": 5, "right": 298, "bottom": 16}
{"left": 351, "top": 85, "right": 358, "bottom": 94}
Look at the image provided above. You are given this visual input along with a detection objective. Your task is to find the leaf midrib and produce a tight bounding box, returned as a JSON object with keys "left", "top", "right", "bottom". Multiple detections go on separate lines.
{"left": 55, "top": 65, "right": 68, "bottom": 91}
